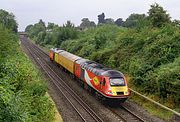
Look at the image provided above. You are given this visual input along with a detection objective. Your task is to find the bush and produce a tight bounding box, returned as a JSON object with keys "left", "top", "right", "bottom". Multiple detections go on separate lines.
{"left": 0, "top": 26, "right": 55, "bottom": 121}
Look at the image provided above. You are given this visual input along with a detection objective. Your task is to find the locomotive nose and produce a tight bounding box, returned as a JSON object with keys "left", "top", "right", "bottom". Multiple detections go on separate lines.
{"left": 108, "top": 77, "right": 130, "bottom": 96}
{"left": 111, "top": 86, "right": 129, "bottom": 96}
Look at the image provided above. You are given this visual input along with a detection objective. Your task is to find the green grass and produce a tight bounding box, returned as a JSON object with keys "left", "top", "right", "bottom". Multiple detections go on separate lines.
{"left": 129, "top": 92, "right": 174, "bottom": 120}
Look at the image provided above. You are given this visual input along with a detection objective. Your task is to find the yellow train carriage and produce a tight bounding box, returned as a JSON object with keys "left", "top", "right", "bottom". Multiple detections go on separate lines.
{"left": 54, "top": 50, "right": 64, "bottom": 63}
{"left": 57, "top": 51, "right": 81, "bottom": 73}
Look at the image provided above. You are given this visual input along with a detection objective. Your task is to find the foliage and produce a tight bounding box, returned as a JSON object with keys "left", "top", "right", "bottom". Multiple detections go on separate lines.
{"left": 47, "top": 22, "right": 58, "bottom": 30}
{"left": 105, "top": 18, "right": 114, "bottom": 24}
{"left": 97, "top": 13, "right": 115, "bottom": 25}
{"left": 115, "top": 18, "right": 124, "bottom": 26}
{"left": 25, "top": 24, "right": 33, "bottom": 32}
{"left": 0, "top": 23, "right": 54, "bottom": 121}
{"left": 26, "top": 20, "right": 46, "bottom": 39}
{"left": 80, "top": 18, "right": 96, "bottom": 30}
{"left": 123, "top": 13, "right": 150, "bottom": 28}
{"left": 148, "top": 3, "right": 171, "bottom": 27}
{"left": 25, "top": 20, "right": 79, "bottom": 47}
{"left": 0, "top": 25, "right": 18, "bottom": 62}
{"left": 98, "top": 13, "right": 105, "bottom": 24}
{"left": 172, "top": 19, "right": 180, "bottom": 27}
{"left": 0, "top": 9, "right": 18, "bottom": 32}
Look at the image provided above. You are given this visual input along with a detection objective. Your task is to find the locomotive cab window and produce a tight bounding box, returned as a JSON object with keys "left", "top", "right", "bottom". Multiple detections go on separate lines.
{"left": 109, "top": 77, "right": 125, "bottom": 86}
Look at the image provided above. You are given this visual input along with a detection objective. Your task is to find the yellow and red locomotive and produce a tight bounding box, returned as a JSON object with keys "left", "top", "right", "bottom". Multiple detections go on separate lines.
{"left": 49, "top": 48, "right": 130, "bottom": 102}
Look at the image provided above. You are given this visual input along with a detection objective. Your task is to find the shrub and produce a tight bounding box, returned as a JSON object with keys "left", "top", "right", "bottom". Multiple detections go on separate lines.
{"left": 0, "top": 26, "right": 55, "bottom": 121}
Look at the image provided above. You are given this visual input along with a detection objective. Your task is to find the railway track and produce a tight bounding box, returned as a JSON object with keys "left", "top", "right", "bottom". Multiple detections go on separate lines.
{"left": 21, "top": 37, "right": 104, "bottom": 122}
{"left": 29, "top": 40, "right": 146, "bottom": 122}
{"left": 109, "top": 106, "right": 145, "bottom": 122}
{"left": 21, "top": 36, "right": 146, "bottom": 122}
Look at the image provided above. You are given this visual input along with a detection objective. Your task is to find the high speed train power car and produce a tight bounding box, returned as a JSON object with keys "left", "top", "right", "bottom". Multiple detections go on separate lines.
{"left": 49, "top": 48, "right": 131, "bottom": 102}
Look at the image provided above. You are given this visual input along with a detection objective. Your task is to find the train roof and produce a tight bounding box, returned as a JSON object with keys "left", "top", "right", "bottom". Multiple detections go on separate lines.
{"left": 100, "top": 70, "right": 124, "bottom": 77}
{"left": 76, "top": 58, "right": 89, "bottom": 64}
{"left": 80, "top": 61, "right": 124, "bottom": 77}
{"left": 50, "top": 48, "right": 124, "bottom": 77}
{"left": 50, "top": 48, "right": 61, "bottom": 51}
{"left": 60, "top": 51, "right": 81, "bottom": 62}
{"left": 56, "top": 50, "right": 64, "bottom": 53}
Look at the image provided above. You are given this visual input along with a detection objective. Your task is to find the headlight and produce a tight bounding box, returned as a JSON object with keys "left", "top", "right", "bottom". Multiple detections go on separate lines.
{"left": 107, "top": 91, "right": 113, "bottom": 95}
{"left": 125, "top": 91, "right": 129, "bottom": 95}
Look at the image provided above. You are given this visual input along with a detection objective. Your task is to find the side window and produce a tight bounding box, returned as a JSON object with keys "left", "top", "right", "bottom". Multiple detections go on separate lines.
{"left": 92, "top": 69, "right": 96, "bottom": 74}
{"left": 103, "top": 78, "right": 106, "bottom": 86}
{"left": 81, "top": 64, "right": 84, "bottom": 68}
{"left": 87, "top": 67, "right": 90, "bottom": 71}
{"left": 89, "top": 67, "right": 92, "bottom": 72}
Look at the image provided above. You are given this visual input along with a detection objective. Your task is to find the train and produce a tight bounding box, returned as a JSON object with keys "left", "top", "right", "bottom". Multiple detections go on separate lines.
{"left": 49, "top": 48, "right": 131, "bottom": 102}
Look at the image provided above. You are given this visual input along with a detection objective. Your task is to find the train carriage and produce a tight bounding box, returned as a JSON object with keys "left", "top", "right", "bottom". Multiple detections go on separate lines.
{"left": 49, "top": 48, "right": 63, "bottom": 62}
{"left": 56, "top": 50, "right": 81, "bottom": 74}
{"left": 74, "top": 58, "right": 88, "bottom": 80}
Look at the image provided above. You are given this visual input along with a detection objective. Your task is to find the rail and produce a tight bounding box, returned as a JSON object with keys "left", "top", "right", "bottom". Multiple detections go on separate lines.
{"left": 109, "top": 106, "right": 145, "bottom": 122}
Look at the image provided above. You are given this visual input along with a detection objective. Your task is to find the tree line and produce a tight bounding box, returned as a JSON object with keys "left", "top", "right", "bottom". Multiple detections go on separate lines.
{"left": 79, "top": 3, "right": 179, "bottom": 29}
{"left": 25, "top": 3, "right": 180, "bottom": 48}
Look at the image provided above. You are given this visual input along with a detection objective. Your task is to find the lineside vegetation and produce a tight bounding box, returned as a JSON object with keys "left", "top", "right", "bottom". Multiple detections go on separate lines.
{"left": 0, "top": 9, "right": 55, "bottom": 121}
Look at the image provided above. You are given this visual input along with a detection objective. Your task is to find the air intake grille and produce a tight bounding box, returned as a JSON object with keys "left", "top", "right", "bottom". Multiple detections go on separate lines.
{"left": 117, "top": 92, "right": 124, "bottom": 95}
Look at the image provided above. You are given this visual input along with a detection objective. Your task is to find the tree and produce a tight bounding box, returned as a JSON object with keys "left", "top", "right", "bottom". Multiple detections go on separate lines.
{"left": 105, "top": 18, "right": 114, "bottom": 24}
{"left": 98, "top": 13, "right": 105, "bottom": 24}
{"left": 80, "top": 18, "right": 90, "bottom": 29}
{"left": 172, "top": 19, "right": 180, "bottom": 27}
{"left": 64, "top": 20, "right": 74, "bottom": 28}
{"left": 148, "top": 3, "right": 171, "bottom": 27}
{"left": 25, "top": 20, "right": 78, "bottom": 46}
{"left": 25, "top": 24, "right": 33, "bottom": 32}
{"left": 26, "top": 22, "right": 46, "bottom": 39}
{"left": 123, "top": 13, "right": 147, "bottom": 28}
{"left": 36, "top": 31, "right": 46, "bottom": 45}
{"left": 44, "top": 32, "right": 53, "bottom": 44}
{"left": 90, "top": 21, "right": 96, "bottom": 27}
{"left": 0, "top": 9, "right": 18, "bottom": 32}
{"left": 38, "top": 19, "right": 46, "bottom": 27}
{"left": 80, "top": 18, "right": 96, "bottom": 29}
{"left": 47, "top": 22, "right": 58, "bottom": 30}
{"left": 115, "top": 18, "right": 124, "bottom": 26}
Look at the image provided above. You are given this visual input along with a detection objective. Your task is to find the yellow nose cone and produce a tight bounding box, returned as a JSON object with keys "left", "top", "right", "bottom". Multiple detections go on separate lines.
{"left": 111, "top": 86, "right": 128, "bottom": 95}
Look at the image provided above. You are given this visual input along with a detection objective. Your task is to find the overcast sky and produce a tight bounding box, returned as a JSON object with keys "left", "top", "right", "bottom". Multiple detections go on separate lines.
{"left": 1, "top": 0, "right": 179, "bottom": 31}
